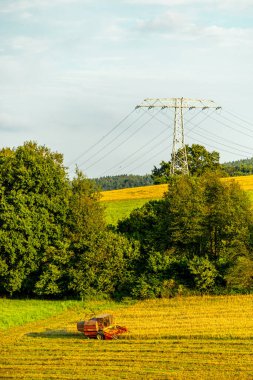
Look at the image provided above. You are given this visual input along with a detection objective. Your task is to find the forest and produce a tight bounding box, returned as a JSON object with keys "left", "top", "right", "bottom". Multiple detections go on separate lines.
{"left": 0, "top": 141, "right": 253, "bottom": 299}
{"left": 93, "top": 174, "right": 153, "bottom": 190}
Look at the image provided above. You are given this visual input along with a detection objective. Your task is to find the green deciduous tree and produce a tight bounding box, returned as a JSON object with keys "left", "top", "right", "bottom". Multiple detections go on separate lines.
{"left": 0, "top": 142, "right": 112, "bottom": 297}
{"left": 187, "top": 144, "right": 220, "bottom": 176}
{"left": 225, "top": 256, "right": 253, "bottom": 292}
{"left": 68, "top": 230, "right": 140, "bottom": 299}
{"left": 188, "top": 256, "right": 218, "bottom": 292}
{"left": 0, "top": 142, "right": 70, "bottom": 296}
{"left": 151, "top": 144, "right": 221, "bottom": 183}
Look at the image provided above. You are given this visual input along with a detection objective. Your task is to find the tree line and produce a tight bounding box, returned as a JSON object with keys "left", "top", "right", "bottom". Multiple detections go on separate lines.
{"left": 0, "top": 141, "right": 253, "bottom": 299}
{"left": 93, "top": 174, "right": 153, "bottom": 191}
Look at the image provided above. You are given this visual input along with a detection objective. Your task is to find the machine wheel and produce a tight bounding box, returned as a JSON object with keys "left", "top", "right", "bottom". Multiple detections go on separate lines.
{"left": 96, "top": 332, "right": 105, "bottom": 340}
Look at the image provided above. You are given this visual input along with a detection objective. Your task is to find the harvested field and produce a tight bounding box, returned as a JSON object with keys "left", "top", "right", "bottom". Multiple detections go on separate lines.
{"left": 100, "top": 184, "right": 168, "bottom": 202}
{"left": 1, "top": 296, "right": 253, "bottom": 379}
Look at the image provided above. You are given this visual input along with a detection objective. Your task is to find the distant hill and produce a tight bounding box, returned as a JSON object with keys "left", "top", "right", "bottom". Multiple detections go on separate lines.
{"left": 93, "top": 174, "right": 153, "bottom": 191}
{"left": 222, "top": 157, "right": 253, "bottom": 176}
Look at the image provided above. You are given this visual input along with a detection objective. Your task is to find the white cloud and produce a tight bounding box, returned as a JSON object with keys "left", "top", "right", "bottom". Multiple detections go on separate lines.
{"left": 125, "top": 0, "right": 253, "bottom": 9}
{"left": 0, "top": 0, "right": 88, "bottom": 13}
{"left": 95, "top": 23, "right": 129, "bottom": 42}
{"left": 135, "top": 10, "right": 253, "bottom": 47}
{"left": 0, "top": 113, "right": 29, "bottom": 132}
{"left": 9, "top": 36, "right": 49, "bottom": 54}
{"left": 137, "top": 11, "right": 191, "bottom": 33}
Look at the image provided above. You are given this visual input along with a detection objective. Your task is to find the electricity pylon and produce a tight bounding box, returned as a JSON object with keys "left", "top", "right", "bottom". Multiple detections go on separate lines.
{"left": 136, "top": 98, "right": 221, "bottom": 175}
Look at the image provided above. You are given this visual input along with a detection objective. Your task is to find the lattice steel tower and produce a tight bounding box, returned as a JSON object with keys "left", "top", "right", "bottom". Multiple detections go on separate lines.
{"left": 136, "top": 98, "right": 221, "bottom": 175}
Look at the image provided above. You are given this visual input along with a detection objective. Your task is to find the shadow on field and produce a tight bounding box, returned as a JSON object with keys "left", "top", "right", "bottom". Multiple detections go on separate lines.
{"left": 26, "top": 329, "right": 83, "bottom": 339}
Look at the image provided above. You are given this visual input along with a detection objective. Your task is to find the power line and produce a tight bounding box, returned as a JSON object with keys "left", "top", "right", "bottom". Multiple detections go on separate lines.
{"left": 189, "top": 135, "right": 249, "bottom": 159}
{"left": 129, "top": 144, "right": 171, "bottom": 173}
{"left": 67, "top": 108, "right": 136, "bottom": 167}
{"left": 223, "top": 109, "right": 253, "bottom": 128}
{"left": 98, "top": 108, "right": 177, "bottom": 176}
{"left": 190, "top": 129, "right": 252, "bottom": 156}
{"left": 119, "top": 133, "right": 172, "bottom": 173}
{"left": 83, "top": 108, "right": 163, "bottom": 172}
{"left": 77, "top": 109, "right": 149, "bottom": 168}
{"left": 99, "top": 124, "right": 170, "bottom": 176}
{"left": 183, "top": 112, "right": 253, "bottom": 154}
{"left": 204, "top": 112, "right": 253, "bottom": 140}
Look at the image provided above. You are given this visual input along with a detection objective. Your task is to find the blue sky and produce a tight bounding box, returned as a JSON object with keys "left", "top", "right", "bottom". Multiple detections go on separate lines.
{"left": 0, "top": 0, "right": 253, "bottom": 177}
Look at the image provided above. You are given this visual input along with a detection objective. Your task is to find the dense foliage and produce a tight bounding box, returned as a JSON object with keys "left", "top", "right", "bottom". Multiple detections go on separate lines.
{"left": 118, "top": 174, "right": 253, "bottom": 297}
{"left": 93, "top": 174, "right": 153, "bottom": 190}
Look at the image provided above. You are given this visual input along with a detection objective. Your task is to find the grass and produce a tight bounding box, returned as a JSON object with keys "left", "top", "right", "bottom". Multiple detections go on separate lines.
{"left": 0, "top": 299, "right": 82, "bottom": 330}
{"left": 101, "top": 184, "right": 167, "bottom": 225}
{"left": 103, "top": 199, "right": 153, "bottom": 225}
{"left": 0, "top": 296, "right": 253, "bottom": 379}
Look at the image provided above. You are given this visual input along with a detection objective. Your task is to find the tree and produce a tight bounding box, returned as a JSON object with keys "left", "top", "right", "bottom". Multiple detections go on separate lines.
{"left": 187, "top": 144, "right": 220, "bottom": 176}
{"left": 151, "top": 144, "right": 221, "bottom": 183}
{"left": 188, "top": 256, "right": 218, "bottom": 292}
{"left": 225, "top": 256, "right": 253, "bottom": 292}
{"left": 68, "top": 169, "right": 105, "bottom": 245}
{"left": 68, "top": 230, "right": 140, "bottom": 299}
{"left": 0, "top": 142, "right": 70, "bottom": 296}
{"left": 32, "top": 169, "right": 107, "bottom": 297}
{"left": 151, "top": 161, "right": 171, "bottom": 184}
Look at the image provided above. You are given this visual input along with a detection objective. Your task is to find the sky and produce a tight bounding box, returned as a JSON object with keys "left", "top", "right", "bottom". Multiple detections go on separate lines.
{"left": 0, "top": 0, "right": 253, "bottom": 178}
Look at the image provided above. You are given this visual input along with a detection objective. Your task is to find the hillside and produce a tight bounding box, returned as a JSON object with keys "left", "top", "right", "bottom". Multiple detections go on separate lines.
{"left": 101, "top": 175, "right": 253, "bottom": 224}
{"left": 101, "top": 175, "right": 253, "bottom": 201}
{"left": 101, "top": 183, "right": 168, "bottom": 201}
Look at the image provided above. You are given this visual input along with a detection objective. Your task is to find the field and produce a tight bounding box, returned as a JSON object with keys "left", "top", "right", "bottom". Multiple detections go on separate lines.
{"left": 1, "top": 296, "right": 253, "bottom": 379}
{"left": 101, "top": 175, "right": 253, "bottom": 224}
{"left": 100, "top": 184, "right": 168, "bottom": 202}
{"left": 102, "top": 199, "right": 153, "bottom": 225}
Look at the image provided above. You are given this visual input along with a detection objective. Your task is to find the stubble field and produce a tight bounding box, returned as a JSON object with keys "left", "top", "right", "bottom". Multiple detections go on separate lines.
{"left": 1, "top": 295, "right": 253, "bottom": 379}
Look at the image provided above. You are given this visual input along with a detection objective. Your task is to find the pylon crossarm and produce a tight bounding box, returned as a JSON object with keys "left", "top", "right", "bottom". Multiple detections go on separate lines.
{"left": 136, "top": 98, "right": 220, "bottom": 110}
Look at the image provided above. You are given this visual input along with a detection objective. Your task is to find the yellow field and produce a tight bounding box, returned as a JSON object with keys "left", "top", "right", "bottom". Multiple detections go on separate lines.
{"left": 101, "top": 184, "right": 168, "bottom": 201}
{"left": 1, "top": 296, "right": 253, "bottom": 379}
{"left": 100, "top": 175, "right": 253, "bottom": 202}
{"left": 222, "top": 175, "right": 253, "bottom": 191}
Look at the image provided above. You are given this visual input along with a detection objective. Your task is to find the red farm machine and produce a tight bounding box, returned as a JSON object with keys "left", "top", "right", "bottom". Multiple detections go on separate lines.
{"left": 77, "top": 314, "right": 127, "bottom": 340}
